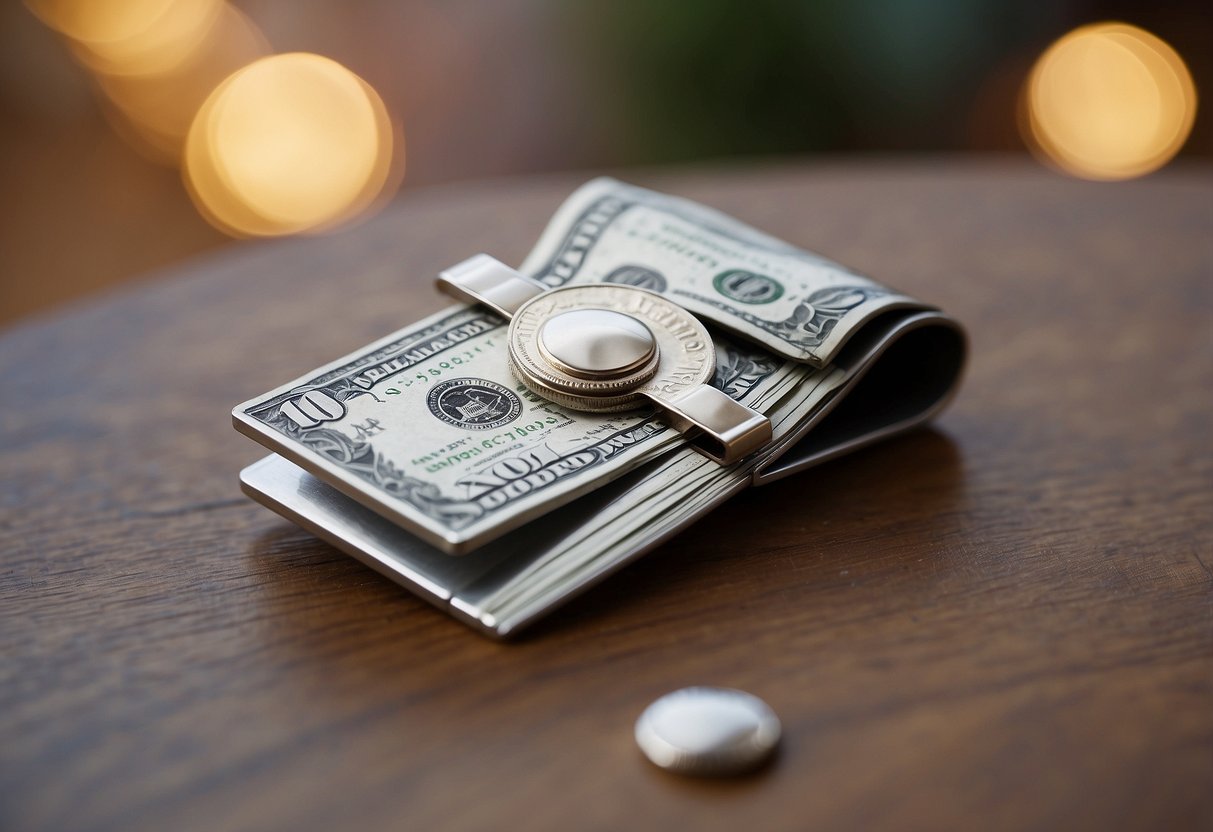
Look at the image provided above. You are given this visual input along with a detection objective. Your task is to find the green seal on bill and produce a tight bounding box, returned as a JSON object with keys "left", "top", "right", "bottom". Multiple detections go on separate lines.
{"left": 712, "top": 269, "right": 784, "bottom": 304}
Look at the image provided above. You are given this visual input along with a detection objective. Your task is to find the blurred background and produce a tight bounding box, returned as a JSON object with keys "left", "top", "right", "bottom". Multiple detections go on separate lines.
{"left": 1, "top": 0, "right": 1208, "bottom": 325}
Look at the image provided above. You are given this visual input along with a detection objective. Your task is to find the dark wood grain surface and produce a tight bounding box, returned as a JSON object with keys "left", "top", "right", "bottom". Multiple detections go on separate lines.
{"left": 2, "top": 161, "right": 1210, "bottom": 832}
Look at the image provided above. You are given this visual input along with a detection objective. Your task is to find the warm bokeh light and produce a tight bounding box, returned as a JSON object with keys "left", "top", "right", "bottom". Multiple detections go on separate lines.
{"left": 1024, "top": 22, "right": 1197, "bottom": 181}
{"left": 185, "top": 53, "right": 398, "bottom": 237}
{"left": 28, "top": 1, "right": 402, "bottom": 234}
{"left": 95, "top": 2, "right": 269, "bottom": 162}
{"left": 27, "top": 0, "right": 223, "bottom": 76}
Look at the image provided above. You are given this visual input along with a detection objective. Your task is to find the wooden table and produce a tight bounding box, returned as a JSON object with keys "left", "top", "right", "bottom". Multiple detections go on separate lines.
{"left": 2, "top": 162, "right": 1210, "bottom": 831}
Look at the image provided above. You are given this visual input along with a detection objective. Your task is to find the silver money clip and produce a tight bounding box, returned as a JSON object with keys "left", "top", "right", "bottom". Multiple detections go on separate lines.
{"left": 437, "top": 254, "right": 773, "bottom": 465}
{"left": 239, "top": 304, "right": 966, "bottom": 638}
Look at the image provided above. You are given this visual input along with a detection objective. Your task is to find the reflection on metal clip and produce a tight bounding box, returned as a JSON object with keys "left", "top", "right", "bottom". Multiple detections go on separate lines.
{"left": 657, "top": 385, "right": 773, "bottom": 464}
{"left": 438, "top": 254, "right": 547, "bottom": 318}
{"left": 437, "top": 254, "right": 772, "bottom": 465}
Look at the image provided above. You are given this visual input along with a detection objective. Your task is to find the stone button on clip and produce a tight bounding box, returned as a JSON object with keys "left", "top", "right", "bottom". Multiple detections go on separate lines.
{"left": 437, "top": 254, "right": 772, "bottom": 464}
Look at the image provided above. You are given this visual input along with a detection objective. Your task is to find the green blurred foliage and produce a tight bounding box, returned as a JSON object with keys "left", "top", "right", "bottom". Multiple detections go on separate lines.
{"left": 566, "top": 0, "right": 1068, "bottom": 163}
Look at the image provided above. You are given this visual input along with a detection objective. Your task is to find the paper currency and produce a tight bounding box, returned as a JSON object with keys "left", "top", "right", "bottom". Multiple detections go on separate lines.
{"left": 233, "top": 305, "right": 801, "bottom": 552}
{"left": 523, "top": 178, "right": 926, "bottom": 366}
{"left": 234, "top": 178, "right": 927, "bottom": 555}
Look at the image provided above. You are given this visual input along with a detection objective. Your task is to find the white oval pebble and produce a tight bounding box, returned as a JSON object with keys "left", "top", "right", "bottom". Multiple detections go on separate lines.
{"left": 635, "top": 687, "right": 781, "bottom": 776}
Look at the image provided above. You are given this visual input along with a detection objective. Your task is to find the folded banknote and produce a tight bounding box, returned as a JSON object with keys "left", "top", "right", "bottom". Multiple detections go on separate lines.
{"left": 234, "top": 179, "right": 966, "bottom": 637}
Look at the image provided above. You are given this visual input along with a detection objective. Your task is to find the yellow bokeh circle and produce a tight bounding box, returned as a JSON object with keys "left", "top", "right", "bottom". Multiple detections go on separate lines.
{"left": 1025, "top": 22, "right": 1197, "bottom": 180}
{"left": 27, "top": 0, "right": 225, "bottom": 76}
{"left": 185, "top": 53, "right": 395, "bottom": 236}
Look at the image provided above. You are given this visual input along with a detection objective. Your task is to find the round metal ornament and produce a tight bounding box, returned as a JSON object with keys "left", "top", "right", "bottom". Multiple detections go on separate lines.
{"left": 508, "top": 284, "right": 715, "bottom": 414}
{"left": 437, "top": 254, "right": 772, "bottom": 464}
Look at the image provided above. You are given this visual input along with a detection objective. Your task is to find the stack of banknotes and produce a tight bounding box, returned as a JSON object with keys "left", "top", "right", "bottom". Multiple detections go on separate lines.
{"left": 235, "top": 179, "right": 967, "bottom": 637}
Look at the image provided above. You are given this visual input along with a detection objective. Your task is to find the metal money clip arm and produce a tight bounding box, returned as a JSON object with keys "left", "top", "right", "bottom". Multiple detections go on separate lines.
{"left": 437, "top": 254, "right": 772, "bottom": 465}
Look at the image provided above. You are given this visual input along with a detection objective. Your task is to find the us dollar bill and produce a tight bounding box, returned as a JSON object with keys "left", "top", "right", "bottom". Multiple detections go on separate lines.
{"left": 521, "top": 178, "right": 927, "bottom": 367}
{"left": 233, "top": 302, "right": 800, "bottom": 553}
{"left": 233, "top": 178, "right": 892, "bottom": 555}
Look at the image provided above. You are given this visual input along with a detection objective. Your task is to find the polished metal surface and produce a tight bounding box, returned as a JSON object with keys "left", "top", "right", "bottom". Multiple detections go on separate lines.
{"left": 635, "top": 687, "right": 781, "bottom": 776}
{"left": 661, "top": 385, "right": 774, "bottom": 465}
{"left": 438, "top": 254, "right": 773, "bottom": 464}
{"left": 510, "top": 284, "right": 771, "bottom": 462}
{"left": 538, "top": 308, "right": 656, "bottom": 378}
{"left": 509, "top": 284, "right": 694, "bottom": 406}
{"left": 238, "top": 444, "right": 757, "bottom": 637}
{"left": 436, "top": 253, "right": 547, "bottom": 318}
